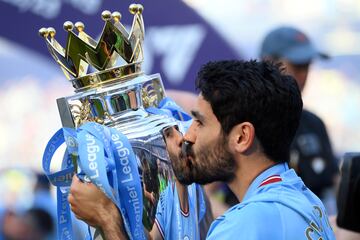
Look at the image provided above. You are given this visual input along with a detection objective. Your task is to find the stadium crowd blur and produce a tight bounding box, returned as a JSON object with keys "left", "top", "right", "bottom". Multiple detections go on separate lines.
{"left": 0, "top": 170, "right": 88, "bottom": 240}
{"left": 0, "top": 170, "right": 56, "bottom": 240}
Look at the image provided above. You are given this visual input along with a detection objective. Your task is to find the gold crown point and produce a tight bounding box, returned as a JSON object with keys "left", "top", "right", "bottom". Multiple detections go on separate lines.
{"left": 74, "top": 22, "right": 85, "bottom": 32}
{"left": 40, "top": 3, "right": 145, "bottom": 88}
{"left": 47, "top": 27, "right": 56, "bottom": 38}
{"left": 111, "top": 11, "right": 122, "bottom": 22}
{"left": 101, "top": 10, "right": 112, "bottom": 21}
{"left": 137, "top": 4, "right": 144, "bottom": 14}
{"left": 63, "top": 21, "right": 74, "bottom": 31}
{"left": 129, "top": 4, "right": 139, "bottom": 14}
{"left": 38, "top": 27, "right": 49, "bottom": 38}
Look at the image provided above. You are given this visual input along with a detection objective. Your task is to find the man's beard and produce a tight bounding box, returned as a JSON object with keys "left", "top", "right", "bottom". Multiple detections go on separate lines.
{"left": 170, "top": 135, "right": 236, "bottom": 185}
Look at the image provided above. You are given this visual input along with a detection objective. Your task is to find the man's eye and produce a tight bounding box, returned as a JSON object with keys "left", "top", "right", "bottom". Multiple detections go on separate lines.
{"left": 162, "top": 126, "right": 182, "bottom": 143}
{"left": 163, "top": 127, "right": 173, "bottom": 138}
{"left": 195, "top": 119, "right": 203, "bottom": 126}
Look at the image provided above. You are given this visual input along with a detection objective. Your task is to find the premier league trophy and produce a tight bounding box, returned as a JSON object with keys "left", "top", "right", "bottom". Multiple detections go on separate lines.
{"left": 40, "top": 4, "right": 180, "bottom": 239}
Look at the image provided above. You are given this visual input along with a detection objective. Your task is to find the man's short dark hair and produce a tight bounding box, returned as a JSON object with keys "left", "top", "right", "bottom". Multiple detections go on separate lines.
{"left": 195, "top": 60, "right": 303, "bottom": 163}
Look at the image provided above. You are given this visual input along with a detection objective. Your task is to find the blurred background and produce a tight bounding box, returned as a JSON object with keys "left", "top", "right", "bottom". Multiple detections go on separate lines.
{"left": 0, "top": 0, "right": 359, "bottom": 238}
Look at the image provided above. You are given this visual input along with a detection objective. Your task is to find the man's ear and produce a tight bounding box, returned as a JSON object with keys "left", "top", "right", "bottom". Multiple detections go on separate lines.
{"left": 228, "top": 122, "right": 255, "bottom": 154}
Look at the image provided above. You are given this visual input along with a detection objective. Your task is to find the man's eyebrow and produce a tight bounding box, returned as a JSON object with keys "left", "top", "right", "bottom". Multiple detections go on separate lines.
{"left": 190, "top": 110, "right": 205, "bottom": 122}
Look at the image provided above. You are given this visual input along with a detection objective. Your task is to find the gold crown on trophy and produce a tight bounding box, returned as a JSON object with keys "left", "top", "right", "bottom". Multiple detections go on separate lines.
{"left": 39, "top": 3, "right": 145, "bottom": 91}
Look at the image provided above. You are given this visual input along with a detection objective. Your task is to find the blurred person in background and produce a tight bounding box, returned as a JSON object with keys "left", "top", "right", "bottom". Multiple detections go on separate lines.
{"left": 259, "top": 26, "right": 339, "bottom": 214}
{"left": 0, "top": 169, "right": 87, "bottom": 240}
{"left": 0, "top": 207, "right": 54, "bottom": 240}
{"left": 1, "top": 209, "right": 27, "bottom": 240}
{"left": 0, "top": 170, "right": 55, "bottom": 240}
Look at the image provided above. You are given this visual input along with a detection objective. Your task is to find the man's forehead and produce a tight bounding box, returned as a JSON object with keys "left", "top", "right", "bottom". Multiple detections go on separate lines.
{"left": 191, "top": 94, "right": 204, "bottom": 112}
{"left": 191, "top": 94, "right": 215, "bottom": 119}
{"left": 196, "top": 94, "right": 207, "bottom": 105}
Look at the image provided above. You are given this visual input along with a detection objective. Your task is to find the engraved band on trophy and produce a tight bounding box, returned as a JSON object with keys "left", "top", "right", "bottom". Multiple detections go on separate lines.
{"left": 39, "top": 3, "right": 178, "bottom": 238}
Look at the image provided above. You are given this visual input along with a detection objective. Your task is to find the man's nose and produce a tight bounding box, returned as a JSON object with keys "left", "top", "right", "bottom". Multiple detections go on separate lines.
{"left": 183, "top": 122, "right": 197, "bottom": 144}
{"left": 174, "top": 128, "right": 184, "bottom": 147}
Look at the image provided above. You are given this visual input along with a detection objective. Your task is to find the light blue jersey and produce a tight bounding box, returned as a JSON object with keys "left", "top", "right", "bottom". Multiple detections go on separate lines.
{"left": 155, "top": 182, "right": 206, "bottom": 240}
{"left": 206, "top": 163, "right": 336, "bottom": 240}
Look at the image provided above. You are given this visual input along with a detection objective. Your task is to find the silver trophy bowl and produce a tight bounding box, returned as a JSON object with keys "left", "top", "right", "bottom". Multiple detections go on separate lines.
{"left": 57, "top": 73, "right": 177, "bottom": 232}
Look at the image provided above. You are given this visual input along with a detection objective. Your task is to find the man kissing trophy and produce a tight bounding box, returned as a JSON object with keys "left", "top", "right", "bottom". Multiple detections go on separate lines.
{"left": 40, "top": 4, "right": 198, "bottom": 240}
